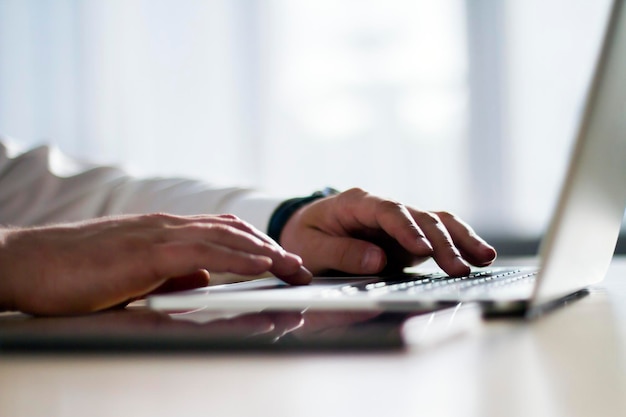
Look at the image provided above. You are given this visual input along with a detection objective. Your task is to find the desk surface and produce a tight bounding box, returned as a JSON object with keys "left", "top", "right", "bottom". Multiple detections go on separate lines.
{"left": 1, "top": 258, "right": 626, "bottom": 417}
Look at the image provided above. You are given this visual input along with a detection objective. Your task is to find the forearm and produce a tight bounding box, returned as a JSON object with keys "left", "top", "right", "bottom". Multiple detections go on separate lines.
{"left": 0, "top": 140, "right": 282, "bottom": 232}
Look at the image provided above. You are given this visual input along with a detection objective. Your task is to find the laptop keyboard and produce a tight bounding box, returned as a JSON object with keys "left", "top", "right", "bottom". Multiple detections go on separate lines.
{"left": 329, "top": 268, "right": 538, "bottom": 297}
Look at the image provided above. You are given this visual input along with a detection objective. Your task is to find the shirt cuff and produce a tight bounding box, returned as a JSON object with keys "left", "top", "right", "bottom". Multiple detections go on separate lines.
{"left": 220, "top": 192, "right": 284, "bottom": 236}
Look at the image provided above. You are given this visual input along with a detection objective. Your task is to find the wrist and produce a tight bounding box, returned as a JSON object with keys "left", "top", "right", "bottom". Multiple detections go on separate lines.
{"left": 268, "top": 187, "right": 339, "bottom": 245}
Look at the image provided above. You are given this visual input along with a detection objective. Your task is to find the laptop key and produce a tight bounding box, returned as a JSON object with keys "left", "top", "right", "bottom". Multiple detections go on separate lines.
{"left": 344, "top": 268, "right": 536, "bottom": 296}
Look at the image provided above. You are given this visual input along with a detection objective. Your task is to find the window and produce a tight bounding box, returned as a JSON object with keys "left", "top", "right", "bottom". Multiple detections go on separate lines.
{"left": 0, "top": 0, "right": 615, "bottom": 249}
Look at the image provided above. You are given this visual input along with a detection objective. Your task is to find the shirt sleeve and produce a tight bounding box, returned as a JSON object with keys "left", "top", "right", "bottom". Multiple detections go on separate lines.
{"left": 0, "top": 138, "right": 283, "bottom": 233}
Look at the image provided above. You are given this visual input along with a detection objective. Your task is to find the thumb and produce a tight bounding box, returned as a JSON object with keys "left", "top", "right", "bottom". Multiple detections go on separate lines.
{"left": 148, "top": 269, "right": 211, "bottom": 295}
{"left": 310, "top": 235, "right": 387, "bottom": 275}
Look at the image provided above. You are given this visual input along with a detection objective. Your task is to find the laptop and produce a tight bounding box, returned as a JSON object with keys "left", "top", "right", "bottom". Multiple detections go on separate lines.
{"left": 149, "top": 0, "right": 626, "bottom": 318}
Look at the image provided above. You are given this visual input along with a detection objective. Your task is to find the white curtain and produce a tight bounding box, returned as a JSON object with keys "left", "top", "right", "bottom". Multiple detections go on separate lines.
{"left": 0, "top": 0, "right": 613, "bottom": 239}
{"left": 0, "top": 0, "right": 260, "bottom": 187}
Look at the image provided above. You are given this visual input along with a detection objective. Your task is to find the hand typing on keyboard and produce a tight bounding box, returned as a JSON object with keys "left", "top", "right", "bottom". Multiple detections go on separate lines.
{"left": 0, "top": 185, "right": 495, "bottom": 316}
{"left": 279, "top": 188, "right": 497, "bottom": 278}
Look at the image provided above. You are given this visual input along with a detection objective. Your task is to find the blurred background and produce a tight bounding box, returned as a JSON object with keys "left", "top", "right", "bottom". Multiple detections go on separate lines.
{"left": 0, "top": 0, "right": 617, "bottom": 254}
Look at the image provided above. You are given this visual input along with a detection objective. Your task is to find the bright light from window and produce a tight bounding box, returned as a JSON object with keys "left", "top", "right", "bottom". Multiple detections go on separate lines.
{"left": 263, "top": 0, "right": 470, "bottom": 215}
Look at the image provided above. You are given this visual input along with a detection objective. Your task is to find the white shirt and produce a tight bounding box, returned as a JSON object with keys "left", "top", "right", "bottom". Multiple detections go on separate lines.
{"left": 0, "top": 138, "right": 283, "bottom": 233}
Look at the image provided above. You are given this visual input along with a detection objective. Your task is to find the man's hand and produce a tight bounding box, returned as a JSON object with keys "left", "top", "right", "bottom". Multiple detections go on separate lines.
{"left": 0, "top": 213, "right": 311, "bottom": 316}
{"left": 280, "top": 188, "right": 497, "bottom": 277}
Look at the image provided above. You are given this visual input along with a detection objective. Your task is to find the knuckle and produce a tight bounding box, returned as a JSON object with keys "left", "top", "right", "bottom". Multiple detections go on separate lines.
{"left": 342, "top": 187, "right": 367, "bottom": 200}
{"left": 185, "top": 223, "right": 208, "bottom": 235}
{"left": 142, "top": 212, "right": 178, "bottom": 224}
{"left": 216, "top": 214, "right": 255, "bottom": 231}
{"left": 217, "top": 213, "right": 239, "bottom": 221}
{"left": 208, "top": 224, "right": 235, "bottom": 238}
{"left": 378, "top": 199, "right": 408, "bottom": 217}
{"left": 418, "top": 211, "right": 442, "bottom": 227}
{"left": 345, "top": 187, "right": 366, "bottom": 195}
{"left": 435, "top": 210, "right": 457, "bottom": 222}
{"left": 380, "top": 199, "right": 404, "bottom": 211}
{"left": 208, "top": 224, "right": 258, "bottom": 244}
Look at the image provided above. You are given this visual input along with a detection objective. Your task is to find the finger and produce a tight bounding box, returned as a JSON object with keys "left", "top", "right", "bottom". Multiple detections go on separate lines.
{"left": 197, "top": 220, "right": 311, "bottom": 283}
{"left": 209, "top": 221, "right": 314, "bottom": 285}
{"left": 150, "top": 238, "right": 309, "bottom": 287}
{"left": 305, "top": 230, "right": 388, "bottom": 275}
{"left": 271, "top": 264, "right": 313, "bottom": 286}
{"left": 162, "top": 213, "right": 283, "bottom": 249}
{"left": 150, "top": 241, "right": 274, "bottom": 281}
{"left": 107, "top": 213, "right": 259, "bottom": 237}
{"left": 407, "top": 209, "right": 471, "bottom": 277}
{"left": 163, "top": 223, "right": 270, "bottom": 253}
{"left": 434, "top": 211, "right": 497, "bottom": 266}
{"left": 337, "top": 189, "right": 434, "bottom": 257}
{"left": 162, "top": 223, "right": 307, "bottom": 283}
{"left": 207, "top": 218, "right": 313, "bottom": 284}
{"left": 149, "top": 270, "right": 211, "bottom": 295}
{"left": 205, "top": 214, "right": 281, "bottom": 247}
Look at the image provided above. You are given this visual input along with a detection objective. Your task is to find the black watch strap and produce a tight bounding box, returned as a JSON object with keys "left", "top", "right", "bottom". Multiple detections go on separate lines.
{"left": 268, "top": 187, "right": 339, "bottom": 244}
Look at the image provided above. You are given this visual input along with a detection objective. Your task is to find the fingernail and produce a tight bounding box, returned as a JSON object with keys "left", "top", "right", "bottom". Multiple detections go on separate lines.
{"left": 287, "top": 266, "right": 312, "bottom": 286}
{"left": 284, "top": 252, "right": 303, "bottom": 265}
{"left": 362, "top": 247, "right": 383, "bottom": 273}
{"left": 454, "top": 257, "right": 471, "bottom": 276}
{"left": 418, "top": 237, "right": 433, "bottom": 251}
{"left": 299, "top": 266, "right": 313, "bottom": 282}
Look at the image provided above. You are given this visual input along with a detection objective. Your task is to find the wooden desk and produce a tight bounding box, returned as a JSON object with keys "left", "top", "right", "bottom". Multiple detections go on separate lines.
{"left": 2, "top": 258, "right": 626, "bottom": 417}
